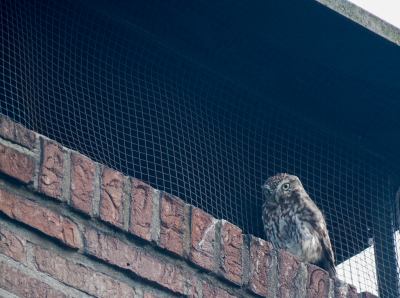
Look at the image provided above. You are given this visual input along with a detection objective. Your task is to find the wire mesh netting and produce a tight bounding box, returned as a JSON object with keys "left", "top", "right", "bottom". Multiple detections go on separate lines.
{"left": 1, "top": 0, "right": 400, "bottom": 296}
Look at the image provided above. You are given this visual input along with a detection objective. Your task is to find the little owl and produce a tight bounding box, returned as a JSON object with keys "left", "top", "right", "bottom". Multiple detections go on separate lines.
{"left": 262, "top": 173, "right": 336, "bottom": 277}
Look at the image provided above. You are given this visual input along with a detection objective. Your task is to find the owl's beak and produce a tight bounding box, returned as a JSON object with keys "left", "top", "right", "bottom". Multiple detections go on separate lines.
{"left": 275, "top": 193, "right": 280, "bottom": 204}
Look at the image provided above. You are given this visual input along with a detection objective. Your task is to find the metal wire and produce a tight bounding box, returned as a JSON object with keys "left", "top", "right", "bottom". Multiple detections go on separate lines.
{"left": 1, "top": 0, "right": 399, "bottom": 296}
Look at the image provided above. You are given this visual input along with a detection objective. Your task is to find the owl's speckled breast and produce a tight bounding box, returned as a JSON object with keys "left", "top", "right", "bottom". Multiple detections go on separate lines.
{"left": 262, "top": 202, "right": 322, "bottom": 264}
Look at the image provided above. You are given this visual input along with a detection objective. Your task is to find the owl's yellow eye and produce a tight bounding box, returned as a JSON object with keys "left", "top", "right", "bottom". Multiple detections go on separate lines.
{"left": 282, "top": 183, "right": 290, "bottom": 190}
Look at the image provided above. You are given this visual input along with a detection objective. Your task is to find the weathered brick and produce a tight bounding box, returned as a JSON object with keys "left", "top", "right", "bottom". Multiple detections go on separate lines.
{"left": 190, "top": 207, "right": 216, "bottom": 271}
{"left": 71, "top": 154, "right": 95, "bottom": 216}
{"left": 0, "top": 261, "right": 67, "bottom": 298}
{"left": 14, "top": 123, "right": 36, "bottom": 150}
{"left": 307, "top": 264, "right": 330, "bottom": 298}
{"left": 0, "top": 144, "right": 35, "bottom": 184}
{"left": 144, "top": 293, "right": 159, "bottom": 298}
{"left": 358, "top": 292, "right": 378, "bottom": 298}
{"left": 0, "top": 114, "right": 15, "bottom": 141}
{"left": 202, "top": 283, "right": 236, "bottom": 298}
{"left": 85, "top": 229, "right": 184, "bottom": 294}
{"left": 34, "top": 246, "right": 136, "bottom": 298}
{"left": 100, "top": 167, "right": 124, "bottom": 228}
{"left": 335, "top": 279, "right": 357, "bottom": 298}
{"left": 278, "top": 249, "right": 302, "bottom": 298}
{"left": 0, "top": 115, "right": 36, "bottom": 149}
{"left": 219, "top": 220, "right": 242, "bottom": 285}
{"left": 0, "top": 227, "right": 27, "bottom": 262}
{"left": 248, "top": 236, "right": 273, "bottom": 297}
{"left": 185, "top": 273, "right": 200, "bottom": 298}
{"left": 0, "top": 189, "right": 80, "bottom": 248}
{"left": 39, "top": 140, "right": 63, "bottom": 199}
{"left": 159, "top": 192, "right": 185, "bottom": 256}
{"left": 130, "top": 178, "right": 153, "bottom": 241}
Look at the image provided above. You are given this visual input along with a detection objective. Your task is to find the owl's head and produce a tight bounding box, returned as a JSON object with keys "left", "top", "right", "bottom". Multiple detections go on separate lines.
{"left": 262, "top": 173, "right": 303, "bottom": 206}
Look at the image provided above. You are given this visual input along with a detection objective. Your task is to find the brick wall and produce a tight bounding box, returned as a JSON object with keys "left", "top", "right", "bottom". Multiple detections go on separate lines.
{"left": 0, "top": 114, "right": 377, "bottom": 298}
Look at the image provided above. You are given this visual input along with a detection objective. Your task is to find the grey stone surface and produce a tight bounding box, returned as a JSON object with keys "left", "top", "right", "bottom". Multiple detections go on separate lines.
{"left": 122, "top": 175, "right": 132, "bottom": 232}
{"left": 151, "top": 189, "right": 161, "bottom": 244}
{"left": 0, "top": 287, "right": 21, "bottom": 298}
{"left": 268, "top": 251, "right": 279, "bottom": 298}
{"left": 212, "top": 220, "right": 221, "bottom": 274}
{"left": 298, "top": 263, "right": 308, "bottom": 298}
{"left": 315, "top": 0, "right": 400, "bottom": 45}
{"left": 182, "top": 204, "right": 191, "bottom": 259}
{"left": 241, "top": 235, "right": 250, "bottom": 288}
{"left": 62, "top": 148, "right": 71, "bottom": 203}
{"left": 92, "top": 162, "right": 102, "bottom": 217}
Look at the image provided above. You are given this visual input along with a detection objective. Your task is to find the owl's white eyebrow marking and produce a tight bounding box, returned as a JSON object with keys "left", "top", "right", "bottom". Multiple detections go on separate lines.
{"left": 262, "top": 184, "right": 271, "bottom": 191}
{"left": 275, "top": 179, "right": 288, "bottom": 191}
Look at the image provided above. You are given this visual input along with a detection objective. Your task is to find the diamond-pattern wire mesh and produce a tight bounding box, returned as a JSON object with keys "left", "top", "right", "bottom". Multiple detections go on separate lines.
{"left": 1, "top": 0, "right": 399, "bottom": 296}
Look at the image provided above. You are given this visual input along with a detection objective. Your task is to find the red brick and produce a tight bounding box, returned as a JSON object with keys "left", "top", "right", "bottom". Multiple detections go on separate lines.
{"left": 248, "top": 236, "right": 273, "bottom": 297}
{"left": 0, "top": 114, "right": 15, "bottom": 141}
{"left": 190, "top": 207, "right": 216, "bottom": 271}
{"left": 307, "top": 264, "right": 330, "bottom": 298}
{"left": 0, "top": 115, "right": 36, "bottom": 149}
{"left": 278, "top": 249, "right": 302, "bottom": 298}
{"left": 359, "top": 292, "right": 378, "bottom": 298}
{"left": 34, "top": 246, "right": 136, "bottom": 298}
{"left": 14, "top": 123, "right": 36, "bottom": 150}
{"left": 0, "top": 144, "right": 35, "bottom": 184}
{"left": 71, "top": 154, "right": 95, "bottom": 216}
{"left": 129, "top": 178, "right": 153, "bottom": 241}
{"left": 159, "top": 192, "right": 185, "bottom": 256}
{"left": 85, "top": 229, "right": 184, "bottom": 294}
{"left": 202, "top": 282, "right": 236, "bottom": 298}
{"left": 0, "top": 261, "right": 67, "bottom": 298}
{"left": 335, "top": 279, "right": 357, "bottom": 298}
{"left": 185, "top": 273, "right": 200, "bottom": 298}
{"left": 0, "top": 114, "right": 36, "bottom": 150}
{"left": 0, "top": 227, "right": 27, "bottom": 262}
{"left": 39, "top": 140, "right": 63, "bottom": 199}
{"left": 0, "top": 189, "right": 80, "bottom": 248}
{"left": 218, "top": 220, "right": 242, "bottom": 285}
{"left": 100, "top": 167, "right": 124, "bottom": 228}
{"left": 144, "top": 294, "right": 159, "bottom": 298}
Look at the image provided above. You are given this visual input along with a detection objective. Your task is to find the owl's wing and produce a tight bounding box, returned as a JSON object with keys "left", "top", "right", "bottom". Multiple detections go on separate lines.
{"left": 304, "top": 200, "right": 336, "bottom": 277}
{"left": 320, "top": 230, "right": 336, "bottom": 277}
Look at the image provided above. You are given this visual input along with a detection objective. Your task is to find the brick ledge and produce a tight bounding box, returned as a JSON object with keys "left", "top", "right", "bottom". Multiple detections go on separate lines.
{"left": 0, "top": 113, "right": 377, "bottom": 298}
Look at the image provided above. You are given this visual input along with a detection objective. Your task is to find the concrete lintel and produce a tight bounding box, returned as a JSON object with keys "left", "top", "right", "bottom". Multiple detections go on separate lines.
{"left": 315, "top": 0, "right": 400, "bottom": 46}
